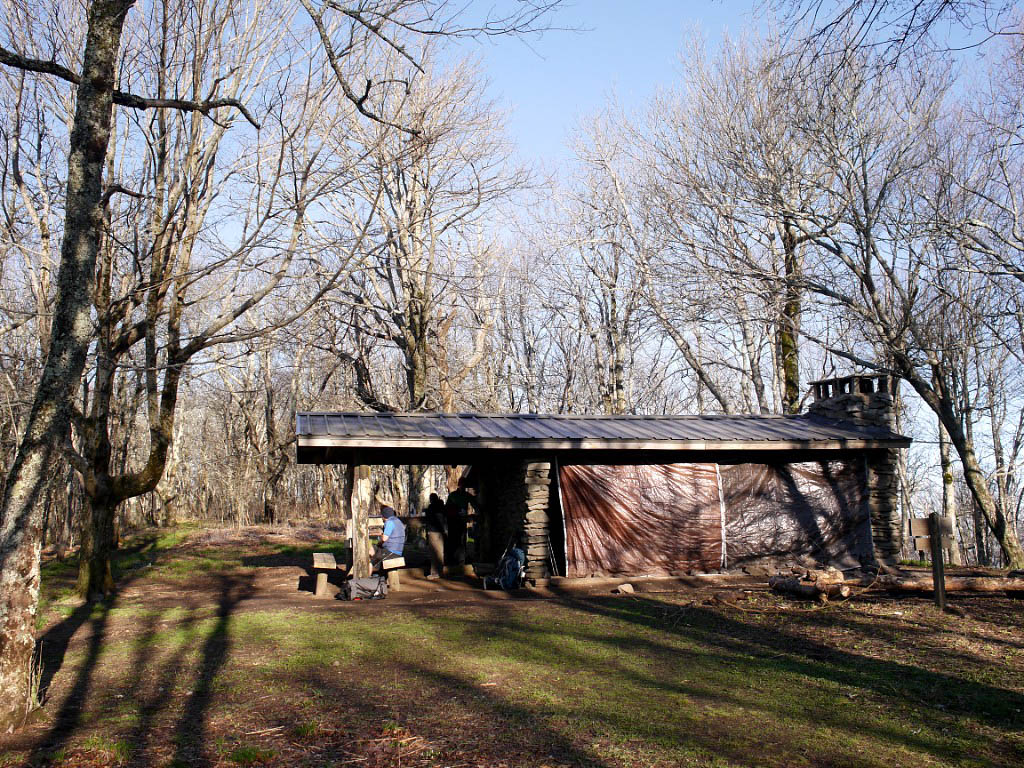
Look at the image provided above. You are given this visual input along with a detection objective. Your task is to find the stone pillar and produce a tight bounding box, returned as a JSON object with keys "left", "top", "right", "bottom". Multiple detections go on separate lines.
{"left": 807, "top": 375, "right": 902, "bottom": 566}
{"left": 476, "top": 459, "right": 555, "bottom": 579}
{"left": 522, "top": 462, "right": 554, "bottom": 580}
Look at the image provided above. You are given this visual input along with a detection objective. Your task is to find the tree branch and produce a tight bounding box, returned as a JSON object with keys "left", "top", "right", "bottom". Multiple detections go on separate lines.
{"left": 0, "top": 45, "right": 261, "bottom": 128}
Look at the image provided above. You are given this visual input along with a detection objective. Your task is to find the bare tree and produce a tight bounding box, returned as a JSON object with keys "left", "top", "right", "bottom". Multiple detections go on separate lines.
{"left": 0, "top": 0, "right": 563, "bottom": 733}
{"left": 66, "top": 0, "right": 374, "bottom": 598}
{"left": 776, "top": 47, "right": 1024, "bottom": 567}
{"left": 327, "top": 57, "right": 523, "bottom": 506}
{"left": 777, "top": 0, "right": 1022, "bottom": 63}
{"left": 640, "top": 35, "right": 832, "bottom": 414}
{"left": 0, "top": 0, "right": 255, "bottom": 731}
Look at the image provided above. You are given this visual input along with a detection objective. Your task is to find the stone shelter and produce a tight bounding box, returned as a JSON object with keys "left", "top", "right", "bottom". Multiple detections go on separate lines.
{"left": 296, "top": 374, "right": 909, "bottom": 580}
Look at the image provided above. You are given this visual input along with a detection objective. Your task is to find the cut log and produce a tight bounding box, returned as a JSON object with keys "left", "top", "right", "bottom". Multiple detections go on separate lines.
{"left": 805, "top": 567, "right": 846, "bottom": 586}
{"left": 313, "top": 552, "right": 338, "bottom": 570}
{"left": 770, "top": 574, "right": 851, "bottom": 601}
{"left": 789, "top": 566, "right": 845, "bottom": 585}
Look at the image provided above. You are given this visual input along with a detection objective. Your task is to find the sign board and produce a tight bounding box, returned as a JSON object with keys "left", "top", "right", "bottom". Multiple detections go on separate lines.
{"left": 909, "top": 516, "right": 953, "bottom": 537}
{"left": 909, "top": 516, "right": 953, "bottom": 552}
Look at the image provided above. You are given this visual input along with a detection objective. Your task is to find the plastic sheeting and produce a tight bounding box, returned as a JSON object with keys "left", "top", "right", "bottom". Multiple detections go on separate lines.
{"left": 559, "top": 463, "right": 723, "bottom": 577}
{"left": 719, "top": 460, "right": 872, "bottom": 568}
{"left": 559, "top": 460, "right": 872, "bottom": 576}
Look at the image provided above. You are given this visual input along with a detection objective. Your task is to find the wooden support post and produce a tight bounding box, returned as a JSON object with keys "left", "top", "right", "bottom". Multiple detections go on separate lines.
{"left": 315, "top": 571, "right": 328, "bottom": 597}
{"left": 387, "top": 570, "right": 400, "bottom": 592}
{"left": 928, "top": 512, "right": 947, "bottom": 611}
{"left": 346, "top": 458, "right": 372, "bottom": 579}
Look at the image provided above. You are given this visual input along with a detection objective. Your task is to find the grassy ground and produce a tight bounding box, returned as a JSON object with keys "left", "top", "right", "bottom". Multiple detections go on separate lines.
{"left": 2, "top": 527, "right": 1022, "bottom": 767}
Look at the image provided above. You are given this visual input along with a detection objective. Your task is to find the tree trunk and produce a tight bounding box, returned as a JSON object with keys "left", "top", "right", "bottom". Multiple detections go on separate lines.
{"left": 974, "top": 500, "right": 991, "bottom": 567}
{"left": 938, "top": 421, "right": 962, "bottom": 565}
{"left": 778, "top": 219, "right": 801, "bottom": 414}
{"left": 0, "top": 0, "right": 133, "bottom": 734}
{"left": 902, "top": 368, "right": 1024, "bottom": 569}
{"left": 347, "top": 462, "right": 372, "bottom": 578}
{"left": 876, "top": 574, "right": 1024, "bottom": 592}
{"left": 945, "top": 413, "right": 1024, "bottom": 568}
{"left": 77, "top": 493, "right": 117, "bottom": 600}
{"left": 407, "top": 464, "right": 432, "bottom": 516}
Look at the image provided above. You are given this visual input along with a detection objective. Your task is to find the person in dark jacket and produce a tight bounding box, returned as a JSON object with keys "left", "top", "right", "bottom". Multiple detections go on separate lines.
{"left": 423, "top": 493, "right": 446, "bottom": 579}
{"left": 445, "top": 479, "right": 475, "bottom": 566}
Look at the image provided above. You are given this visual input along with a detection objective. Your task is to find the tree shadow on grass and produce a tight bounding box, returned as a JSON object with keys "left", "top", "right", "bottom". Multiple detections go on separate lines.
{"left": 27, "top": 540, "right": 162, "bottom": 762}
{"left": 171, "top": 572, "right": 254, "bottom": 767}
{"left": 34, "top": 534, "right": 164, "bottom": 703}
{"left": 390, "top": 595, "right": 1024, "bottom": 766}
{"left": 23, "top": 567, "right": 253, "bottom": 767}
{"left": 29, "top": 597, "right": 118, "bottom": 764}
{"left": 556, "top": 594, "right": 1024, "bottom": 731}
{"left": 288, "top": 649, "right": 617, "bottom": 767}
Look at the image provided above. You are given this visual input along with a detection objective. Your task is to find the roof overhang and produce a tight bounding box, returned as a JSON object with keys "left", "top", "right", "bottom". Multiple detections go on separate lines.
{"left": 295, "top": 412, "right": 910, "bottom": 465}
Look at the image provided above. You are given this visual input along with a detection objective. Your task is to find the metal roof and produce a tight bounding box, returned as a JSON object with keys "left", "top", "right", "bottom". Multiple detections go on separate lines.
{"left": 295, "top": 412, "right": 909, "bottom": 464}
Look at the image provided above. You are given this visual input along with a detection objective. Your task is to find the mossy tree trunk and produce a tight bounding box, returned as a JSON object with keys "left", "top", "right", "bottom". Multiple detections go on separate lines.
{"left": 777, "top": 218, "right": 802, "bottom": 415}
{"left": 0, "top": 0, "right": 134, "bottom": 733}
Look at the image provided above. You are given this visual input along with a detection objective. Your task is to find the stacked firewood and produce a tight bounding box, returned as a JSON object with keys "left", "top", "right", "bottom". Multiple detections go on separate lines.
{"left": 769, "top": 566, "right": 852, "bottom": 603}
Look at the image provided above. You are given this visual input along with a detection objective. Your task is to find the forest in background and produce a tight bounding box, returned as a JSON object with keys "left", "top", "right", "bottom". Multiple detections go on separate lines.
{"left": 2, "top": 0, "right": 1024, "bottom": 589}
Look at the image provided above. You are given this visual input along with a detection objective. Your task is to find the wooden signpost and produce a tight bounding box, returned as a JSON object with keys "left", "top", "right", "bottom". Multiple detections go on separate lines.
{"left": 908, "top": 513, "right": 954, "bottom": 610}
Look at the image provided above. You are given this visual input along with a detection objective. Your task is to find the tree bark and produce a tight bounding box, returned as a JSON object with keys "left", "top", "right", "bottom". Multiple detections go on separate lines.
{"left": 974, "top": 500, "right": 991, "bottom": 567}
{"left": 777, "top": 219, "right": 802, "bottom": 414}
{"left": 938, "top": 421, "right": 962, "bottom": 565}
{"left": 77, "top": 494, "right": 117, "bottom": 599}
{"left": 0, "top": 0, "right": 134, "bottom": 734}
{"left": 347, "top": 462, "right": 372, "bottom": 578}
{"left": 769, "top": 573, "right": 851, "bottom": 601}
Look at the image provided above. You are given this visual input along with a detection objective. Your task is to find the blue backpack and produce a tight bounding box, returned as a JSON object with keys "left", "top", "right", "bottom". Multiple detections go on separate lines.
{"left": 485, "top": 547, "right": 525, "bottom": 590}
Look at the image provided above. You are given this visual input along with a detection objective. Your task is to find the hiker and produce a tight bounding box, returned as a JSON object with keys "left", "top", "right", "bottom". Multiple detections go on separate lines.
{"left": 371, "top": 494, "right": 405, "bottom": 572}
{"left": 445, "top": 479, "right": 475, "bottom": 566}
{"left": 423, "top": 492, "right": 446, "bottom": 579}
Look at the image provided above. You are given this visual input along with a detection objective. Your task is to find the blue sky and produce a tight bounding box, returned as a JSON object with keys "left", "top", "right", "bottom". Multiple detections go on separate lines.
{"left": 463, "top": 1, "right": 766, "bottom": 166}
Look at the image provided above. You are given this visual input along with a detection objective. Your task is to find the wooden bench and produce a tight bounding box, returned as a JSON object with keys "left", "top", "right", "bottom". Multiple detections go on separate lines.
{"left": 382, "top": 556, "right": 404, "bottom": 592}
{"left": 312, "top": 552, "right": 346, "bottom": 597}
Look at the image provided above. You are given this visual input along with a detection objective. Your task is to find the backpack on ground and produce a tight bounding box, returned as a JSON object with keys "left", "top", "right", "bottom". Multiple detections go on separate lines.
{"left": 342, "top": 575, "right": 388, "bottom": 600}
{"left": 484, "top": 546, "right": 525, "bottom": 591}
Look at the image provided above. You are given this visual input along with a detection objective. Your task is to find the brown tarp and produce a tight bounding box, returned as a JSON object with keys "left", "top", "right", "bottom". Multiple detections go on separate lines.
{"left": 558, "top": 460, "right": 872, "bottom": 577}
{"left": 719, "top": 460, "right": 872, "bottom": 568}
{"left": 559, "top": 463, "right": 723, "bottom": 577}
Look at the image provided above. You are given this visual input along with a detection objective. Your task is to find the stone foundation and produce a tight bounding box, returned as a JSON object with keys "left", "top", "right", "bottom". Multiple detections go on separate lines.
{"left": 807, "top": 375, "right": 902, "bottom": 565}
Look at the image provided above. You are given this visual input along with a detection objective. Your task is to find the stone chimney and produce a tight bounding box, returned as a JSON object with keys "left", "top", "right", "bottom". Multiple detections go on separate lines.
{"left": 807, "top": 374, "right": 896, "bottom": 429}
{"left": 806, "top": 374, "right": 902, "bottom": 566}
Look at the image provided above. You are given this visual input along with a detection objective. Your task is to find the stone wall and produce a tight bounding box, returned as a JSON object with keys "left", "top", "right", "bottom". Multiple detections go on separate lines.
{"left": 807, "top": 375, "right": 902, "bottom": 565}
{"left": 476, "top": 459, "right": 556, "bottom": 579}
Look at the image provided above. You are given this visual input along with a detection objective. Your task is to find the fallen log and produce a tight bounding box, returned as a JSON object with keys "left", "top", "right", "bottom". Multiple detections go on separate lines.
{"left": 770, "top": 574, "right": 851, "bottom": 602}
{"left": 875, "top": 575, "right": 1024, "bottom": 593}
